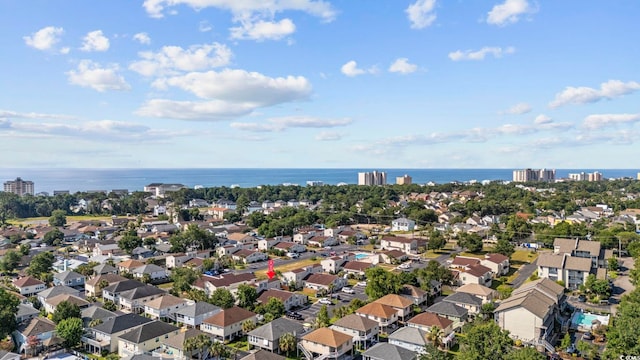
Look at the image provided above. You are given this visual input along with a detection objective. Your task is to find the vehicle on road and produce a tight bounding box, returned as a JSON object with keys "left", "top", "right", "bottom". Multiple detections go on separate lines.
{"left": 319, "top": 298, "right": 332, "bottom": 305}
{"left": 342, "top": 287, "right": 355, "bottom": 294}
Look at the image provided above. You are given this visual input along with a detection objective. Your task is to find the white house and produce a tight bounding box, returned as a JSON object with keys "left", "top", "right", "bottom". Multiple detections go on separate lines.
{"left": 391, "top": 218, "right": 416, "bottom": 232}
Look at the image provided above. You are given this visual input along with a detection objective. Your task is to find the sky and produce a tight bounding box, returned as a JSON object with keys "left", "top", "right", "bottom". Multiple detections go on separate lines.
{"left": 1, "top": 0, "right": 639, "bottom": 169}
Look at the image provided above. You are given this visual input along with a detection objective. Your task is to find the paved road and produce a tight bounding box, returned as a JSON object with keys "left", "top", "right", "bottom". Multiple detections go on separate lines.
{"left": 296, "top": 283, "right": 368, "bottom": 323}
{"left": 237, "top": 243, "right": 357, "bottom": 274}
{"left": 510, "top": 259, "right": 538, "bottom": 288}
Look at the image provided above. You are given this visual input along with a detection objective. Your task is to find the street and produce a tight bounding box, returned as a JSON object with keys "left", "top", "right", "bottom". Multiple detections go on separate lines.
{"left": 296, "top": 282, "right": 368, "bottom": 323}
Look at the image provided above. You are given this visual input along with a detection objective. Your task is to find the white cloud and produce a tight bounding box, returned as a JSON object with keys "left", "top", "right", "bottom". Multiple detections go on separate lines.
{"left": 500, "top": 102, "right": 531, "bottom": 115}
{"left": 142, "top": 0, "right": 336, "bottom": 21}
{"left": 133, "top": 32, "right": 151, "bottom": 45}
{"left": 130, "top": 42, "right": 232, "bottom": 77}
{"left": 23, "top": 26, "right": 64, "bottom": 51}
{"left": 583, "top": 113, "right": 640, "bottom": 129}
{"left": 549, "top": 80, "right": 640, "bottom": 108}
{"left": 406, "top": 0, "right": 437, "bottom": 29}
{"left": 136, "top": 99, "right": 255, "bottom": 120}
{"left": 341, "top": 60, "right": 377, "bottom": 77}
{"left": 534, "top": 114, "right": 552, "bottom": 124}
{"left": 67, "top": 60, "right": 131, "bottom": 92}
{"left": 154, "top": 69, "right": 312, "bottom": 105}
{"left": 389, "top": 58, "right": 418, "bottom": 74}
{"left": 80, "top": 30, "right": 110, "bottom": 52}
{"left": 199, "top": 21, "right": 213, "bottom": 32}
{"left": 449, "top": 46, "right": 515, "bottom": 61}
{"left": 230, "top": 18, "right": 296, "bottom": 41}
{"left": 486, "top": 0, "right": 535, "bottom": 26}
{"left": 315, "top": 131, "right": 343, "bottom": 141}
{"left": 231, "top": 116, "right": 352, "bottom": 132}
{"left": 0, "top": 110, "right": 76, "bottom": 121}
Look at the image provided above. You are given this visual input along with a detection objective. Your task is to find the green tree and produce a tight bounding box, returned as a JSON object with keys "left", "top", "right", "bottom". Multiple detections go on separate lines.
{"left": 209, "top": 288, "right": 235, "bottom": 309}
{"left": 0, "top": 250, "right": 21, "bottom": 273}
{"left": 457, "top": 233, "right": 483, "bottom": 253}
{"left": 560, "top": 332, "right": 572, "bottom": 350}
{"left": 419, "top": 344, "right": 450, "bottom": 360}
{"left": 26, "top": 251, "right": 55, "bottom": 279}
{"left": 427, "top": 231, "right": 447, "bottom": 252}
{"left": 493, "top": 238, "right": 515, "bottom": 258}
{"left": 19, "top": 243, "right": 31, "bottom": 256}
{"left": 504, "top": 347, "right": 545, "bottom": 360}
{"left": 260, "top": 297, "right": 286, "bottom": 318}
{"left": 608, "top": 257, "right": 619, "bottom": 271}
{"left": 170, "top": 267, "right": 199, "bottom": 294}
{"left": 209, "top": 341, "right": 230, "bottom": 360}
{"left": 43, "top": 228, "right": 64, "bottom": 246}
{"left": 0, "top": 288, "right": 19, "bottom": 339}
{"left": 458, "top": 321, "right": 513, "bottom": 360}
{"left": 183, "top": 333, "right": 212, "bottom": 360}
{"left": 364, "top": 267, "right": 402, "bottom": 300}
{"left": 118, "top": 230, "right": 142, "bottom": 254}
{"left": 279, "top": 332, "right": 297, "bottom": 355}
{"left": 236, "top": 284, "right": 258, "bottom": 310}
{"left": 56, "top": 317, "right": 83, "bottom": 348}
{"left": 48, "top": 209, "right": 67, "bottom": 226}
{"left": 75, "top": 261, "right": 99, "bottom": 277}
{"left": 426, "top": 326, "right": 443, "bottom": 348}
{"left": 316, "top": 304, "right": 330, "bottom": 328}
{"left": 241, "top": 319, "right": 256, "bottom": 333}
{"left": 52, "top": 300, "right": 81, "bottom": 323}
{"left": 103, "top": 300, "right": 117, "bottom": 312}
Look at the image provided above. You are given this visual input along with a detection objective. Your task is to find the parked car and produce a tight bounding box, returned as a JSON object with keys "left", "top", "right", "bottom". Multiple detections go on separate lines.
{"left": 356, "top": 281, "right": 367, "bottom": 287}
{"left": 286, "top": 252, "right": 299, "bottom": 259}
{"left": 342, "top": 287, "right": 355, "bottom": 294}
{"left": 578, "top": 294, "right": 587, "bottom": 302}
{"left": 319, "top": 298, "right": 332, "bottom": 305}
{"left": 286, "top": 312, "right": 304, "bottom": 320}
{"left": 582, "top": 332, "right": 594, "bottom": 340}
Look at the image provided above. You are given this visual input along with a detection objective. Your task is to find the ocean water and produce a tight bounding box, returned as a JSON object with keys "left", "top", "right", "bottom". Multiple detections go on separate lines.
{"left": 0, "top": 168, "right": 637, "bottom": 194}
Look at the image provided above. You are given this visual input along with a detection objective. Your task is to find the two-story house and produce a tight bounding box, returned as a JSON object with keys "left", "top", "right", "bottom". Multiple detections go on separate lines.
{"left": 13, "top": 276, "right": 45, "bottom": 297}
{"left": 380, "top": 236, "right": 417, "bottom": 255}
{"left": 373, "top": 294, "right": 414, "bottom": 323}
{"left": 330, "top": 314, "right": 379, "bottom": 349}
{"left": 117, "top": 321, "right": 180, "bottom": 358}
{"left": 481, "top": 253, "right": 510, "bottom": 277}
{"left": 304, "top": 273, "right": 347, "bottom": 292}
{"left": 174, "top": 302, "right": 221, "bottom": 329}
{"left": 442, "top": 292, "right": 483, "bottom": 316}
{"left": 248, "top": 318, "right": 305, "bottom": 353}
{"left": 82, "top": 313, "right": 152, "bottom": 354}
{"left": 52, "top": 270, "right": 85, "bottom": 289}
{"left": 391, "top": 218, "right": 416, "bottom": 232}
{"left": 201, "top": 306, "right": 257, "bottom": 341}
{"left": 355, "top": 302, "right": 399, "bottom": 334}
{"left": 300, "top": 327, "right": 353, "bottom": 360}
{"left": 537, "top": 253, "right": 592, "bottom": 290}
{"left": 143, "top": 294, "right": 190, "bottom": 320}
{"left": 257, "top": 289, "right": 308, "bottom": 312}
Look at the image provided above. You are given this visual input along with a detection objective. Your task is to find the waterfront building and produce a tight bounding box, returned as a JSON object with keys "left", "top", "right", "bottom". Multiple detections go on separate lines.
{"left": 568, "top": 171, "right": 603, "bottom": 182}
{"left": 358, "top": 171, "right": 387, "bottom": 186}
{"left": 512, "top": 169, "right": 555, "bottom": 183}
{"left": 3, "top": 177, "right": 34, "bottom": 196}
{"left": 395, "top": 174, "right": 412, "bottom": 185}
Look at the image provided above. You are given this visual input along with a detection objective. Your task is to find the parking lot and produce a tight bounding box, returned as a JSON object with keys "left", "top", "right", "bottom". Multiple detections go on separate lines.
{"left": 296, "top": 282, "right": 368, "bottom": 323}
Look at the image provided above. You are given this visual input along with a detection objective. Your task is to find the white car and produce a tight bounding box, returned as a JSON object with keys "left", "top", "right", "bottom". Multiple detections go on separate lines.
{"left": 356, "top": 281, "right": 367, "bottom": 287}
{"left": 342, "top": 287, "right": 355, "bottom": 294}
{"left": 319, "top": 298, "right": 332, "bottom": 305}
{"left": 398, "top": 263, "right": 411, "bottom": 269}
{"left": 286, "top": 252, "right": 299, "bottom": 259}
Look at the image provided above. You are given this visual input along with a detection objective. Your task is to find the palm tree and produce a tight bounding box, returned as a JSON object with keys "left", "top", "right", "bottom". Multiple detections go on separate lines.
{"left": 426, "top": 326, "right": 444, "bottom": 349}
{"left": 242, "top": 319, "right": 256, "bottom": 333}
{"left": 209, "top": 341, "right": 230, "bottom": 360}
{"left": 279, "top": 332, "right": 297, "bottom": 355}
{"left": 184, "top": 334, "right": 212, "bottom": 360}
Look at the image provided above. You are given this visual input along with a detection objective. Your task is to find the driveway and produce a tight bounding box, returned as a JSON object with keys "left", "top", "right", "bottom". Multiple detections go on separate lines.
{"left": 510, "top": 259, "right": 538, "bottom": 289}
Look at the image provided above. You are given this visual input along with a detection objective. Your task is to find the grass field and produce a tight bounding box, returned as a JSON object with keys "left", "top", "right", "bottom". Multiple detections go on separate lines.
{"left": 255, "top": 258, "right": 321, "bottom": 279}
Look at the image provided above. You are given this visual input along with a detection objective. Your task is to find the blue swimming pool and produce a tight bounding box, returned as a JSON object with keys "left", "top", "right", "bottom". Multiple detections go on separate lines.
{"left": 355, "top": 253, "right": 369, "bottom": 260}
{"left": 572, "top": 312, "right": 609, "bottom": 328}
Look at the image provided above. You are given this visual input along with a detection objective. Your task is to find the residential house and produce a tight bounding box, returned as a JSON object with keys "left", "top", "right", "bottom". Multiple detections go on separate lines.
{"left": 293, "top": 230, "right": 316, "bottom": 245}
{"left": 425, "top": 302, "right": 468, "bottom": 329}
{"left": 379, "top": 250, "right": 409, "bottom": 265}
{"left": 117, "top": 259, "right": 145, "bottom": 274}
{"left": 257, "top": 289, "right": 308, "bottom": 311}
{"left": 455, "top": 283, "right": 497, "bottom": 304}
{"left": 281, "top": 266, "right": 320, "bottom": 289}
{"left": 330, "top": 314, "right": 379, "bottom": 349}
{"left": 373, "top": 294, "right": 414, "bottom": 322}
{"left": 131, "top": 264, "right": 168, "bottom": 281}
{"left": 174, "top": 302, "right": 221, "bottom": 329}
{"left": 307, "top": 236, "right": 338, "bottom": 248}
{"left": 118, "top": 285, "right": 167, "bottom": 313}
{"left": 300, "top": 327, "right": 353, "bottom": 360}
{"left": 391, "top": 218, "right": 416, "bottom": 232}
{"left": 321, "top": 257, "right": 347, "bottom": 274}
{"left": 217, "top": 245, "right": 239, "bottom": 257}
{"left": 118, "top": 321, "right": 180, "bottom": 358}
{"left": 16, "top": 303, "right": 39, "bottom": 325}
{"left": 13, "top": 317, "right": 57, "bottom": 356}
{"left": 241, "top": 350, "right": 286, "bottom": 360}
{"left": 37, "top": 285, "right": 80, "bottom": 305}
{"left": 481, "top": 253, "right": 510, "bottom": 277}
{"left": 93, "top": 243, "right": 121, "bottom": 257}
{"left": 442, "top": 292, "right": 483, "bottom": 315}
{"left": 13, "top": 276, "right": 45, "bottom": 297}
{"left": 81, "top": 306, "right": 116, "bottom": 328}
{"left": 52, "top": 270, "right": 85, "bottom": 288}
{"left": 258, "top": 238, "right": 281, "bottom": 251}
{"left": 456, "top": 264, "right": 493, "bottom": 287}
{"left": 304, "top": 273, "right": 346, "bottom": 292}
{"left": 85, "top": 274, "right": 127, "bottom": 297}
{"left": 407, "top": 312, "right": 454, "bottom": 335}
{"left": 158, "top": 328, "right": 211, "bottom": 360}
{"left": 343, "top": 261, "right": 373, "bottom": 277}
{"left": 226, "top": 233, "right": 255, "bottom": 245}
{"left": 494, "top": 278, "right": 566, "bottom": 347}
{"left": 93, "top": 263, "right": 118, "bottom": 275}
{"left": 380, "top": 236, "right": 417, "bottom": 255}
{"left": 232, "top": 249, "right": 269, "bottom": 264}
{"left": 355, "top": 302, "right": 399, "bottom": 334}
{"left": 83, "top": 313, "right": 152, "bottom": 354}
{"left": 248, "top": 318, "right": 305, "bottom": 353}
{"left": 388, "top": 327, "right": 429, "bottom": 353}
{"left": 144, "top": 294, "right": 190, "bottom": 320}
{"left": 191, "top": 272, "right": 257, "bottom": 297}
{"left": 362, "top": 342, "right": 417, "bottom": 360}
{"left": 42, "top": 293, "right": 90, "bottom": 314}
{"left": 400, "top": 285, "right": 429, "bottom": 306}
{"left": 537, "top": 253, "right": 592, "bottom": 290}
{"left": 273, "top": 241, "right": 306, "bottom": 253}
{"left": 201, "top": 306, "right": 257, "bottom": 341}
{"left": 553, "top": 238, "right": 613, "bottom": 269}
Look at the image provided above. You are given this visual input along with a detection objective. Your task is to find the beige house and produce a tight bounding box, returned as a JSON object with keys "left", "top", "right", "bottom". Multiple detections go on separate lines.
{"left": 455, "top": 283, "right": 497, "bottom": 304}
{"left": 13, "top": 276, "right": 46, "bottom": 297}
{"left": 372, "top": 294, "right": 414, "bottom": 322}
{"left": 143, "top": 294, "right": 190, "bottom": 319}
{"left": 380, "top": 236, "right": 417, "bottom": 255}
{"left": 355, "top": 302, "right": 399, "bottom": 333}
{"left": 300, "top": 327, "right": 353, "bottom": 360}
{"left": 281, "top": 265, "right": 321, "bottom": 288}
{"left": 201, "top": 306, "right": 257, "bottom": 341}
{"left": 43, "top": 294, "right": 90, "bottom": 314}
{"left": 304, "top": 273, "right": 347, "bottom": 292}
{"left": 159, "top": 328, "right": 211, "bottom": 360}
{"left": 85, "top": 274, "right": 127, "bottom": 297}
{"left": 117, "top": 259, "right": 145, "bottom": 274}
{"left": 481, "top": 253, "right": 510, "bottom": 276}
{"left": 455, "top": 264, "right": 493, "bottom": 287}
{"left": 330, "top": 314, "right": 379, "bottom": 348}
{"left": 537, "top": 253, "right": 592, "bottom": 290}
{"left": 118, "top": 321, "right": 180, "bottom": 358}
{"left": 407, "top": 312, "right": 454, "bottom": 335}
{"left": 257, "top": 289, "right": 308, "bottom": 311}
{"left": 321, "top": 257, "right": 347, "bottom": 274}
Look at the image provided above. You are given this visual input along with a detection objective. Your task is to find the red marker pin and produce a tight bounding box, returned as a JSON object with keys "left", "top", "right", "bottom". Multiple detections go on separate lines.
{"left": 266, "top": 259, "right": 276, "bottom": 279}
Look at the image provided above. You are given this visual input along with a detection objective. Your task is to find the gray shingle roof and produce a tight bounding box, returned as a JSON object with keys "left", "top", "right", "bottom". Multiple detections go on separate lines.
{"left": 93, "top": 263, "right": 117, "bottom": 274}
{"left": 37, "top": 285, "right": 79, "bottom": 300}
{"left": 442, "top": 292, "right": 482, "bottom": 307}
{"left": 118, "top": 284, "right": 166, "bottom": 301}
{"left": 81, "top": 306, "right": 117, "bottom": 326}
{"left": 240, "top": 350, "right": 286, "bottom": 360}
{"left": 426, "top": 301, "right": 468, "bottom": 318}
{"left": 248, "top": 318, "right": 305, "bottom": 341}
{"left": 362, "top": 342, "right": 417, "bottom": 360}
{"left": 119, "top": 321, "right": 179, "bottom": 343}
{"left": 92, "top": 313, "right": 152, "bottom": 334}
{"left": 174, "top": 301, "right": 221, "bottom": 317}
{"left": 53, "top": 270, "right": 84, "bottom": 281}
{"left": 102, "top": 279, "right": 145, "bottom": 293}
{"left": 388, "top": 327, "right": 429, "bottom": 346}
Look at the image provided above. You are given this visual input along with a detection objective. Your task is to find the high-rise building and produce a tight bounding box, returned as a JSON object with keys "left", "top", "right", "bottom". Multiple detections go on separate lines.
{"left": 396, "top": 174, "right": 412, "bottom": 185}
{"left": 3, "top": 177, "right": 35, "bottom": 196}
{"left": 568, "top": 171, "right": 603, "bottom": 182}
{"left": 512, "top": 169, "right": 556, "bottom": 183}
{"left": 357, "top": 171, "right": 387, "bottom": 186}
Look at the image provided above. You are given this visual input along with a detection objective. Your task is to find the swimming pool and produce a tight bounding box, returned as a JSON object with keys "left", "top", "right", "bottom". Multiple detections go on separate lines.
{"left": 354, "top": 253, "right": 370, "bottom": 260}
{"left": 572, "top": 311, "right": 609, "bottom": 329}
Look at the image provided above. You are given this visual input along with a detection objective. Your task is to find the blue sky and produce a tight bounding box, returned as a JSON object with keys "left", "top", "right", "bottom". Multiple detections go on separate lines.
{"left": 1, "top": 0, "right": 639, "bottom": 169}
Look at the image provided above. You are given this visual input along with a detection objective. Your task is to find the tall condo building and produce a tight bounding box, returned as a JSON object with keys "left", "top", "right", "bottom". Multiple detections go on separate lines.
{"left": 512, "top": 169, "right": 556, "bottom": 183}
{"left": 358, "top": 171, "right": 387, "bottom": 186}
{"left": 396, "top": 174, "right": 412, "bottom": 185}
{"left": 3, "top": 177, "right": 35, "bottom": 196}
{"left": 568, "top": 171, "right": 603, "bottom": 182}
